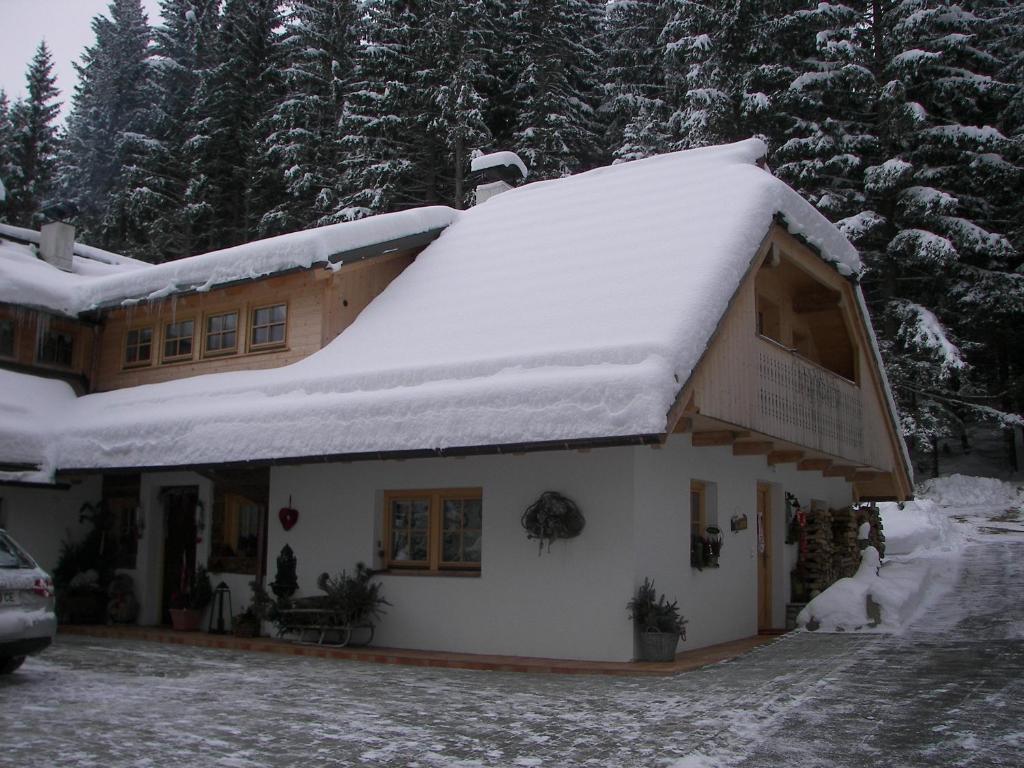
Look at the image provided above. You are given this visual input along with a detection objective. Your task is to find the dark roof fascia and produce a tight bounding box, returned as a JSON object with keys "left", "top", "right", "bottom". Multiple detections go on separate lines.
{"left": 54, "top": 433, "right": 665, "bottom": 479}
{"left": 79, "top": 227, "right": 447, "bottom": 318}
{"left": 0, "top": 478, "right": 71, "bottom": 490}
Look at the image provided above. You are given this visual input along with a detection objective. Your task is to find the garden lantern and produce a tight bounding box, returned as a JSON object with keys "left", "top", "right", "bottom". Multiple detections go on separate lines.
{"left": 210, "top": 580, "right": 232, "bottom": 635}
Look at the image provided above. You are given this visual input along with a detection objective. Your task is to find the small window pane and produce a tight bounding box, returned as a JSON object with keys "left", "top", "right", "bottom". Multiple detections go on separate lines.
{"left": 164, "top": 320, "right": 194, "bottom": 359}
{"left": 0, "top": 319, "right": 14, "bottom": 357}
{"left": 250, "top": 304, "right": 286, "bottom": 347}
{"left": 206, "top": 312, "right": 238, "bottom": 354}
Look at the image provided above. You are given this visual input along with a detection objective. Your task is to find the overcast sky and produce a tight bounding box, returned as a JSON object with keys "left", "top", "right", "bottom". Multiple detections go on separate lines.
{"left": 0, "top": 0, "right": 164, "bottom": 121}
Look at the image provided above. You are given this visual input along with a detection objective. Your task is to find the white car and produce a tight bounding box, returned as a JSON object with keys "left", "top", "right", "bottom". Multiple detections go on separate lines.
{"left": 0, "top": 530, "right": 57, "bottom": 674}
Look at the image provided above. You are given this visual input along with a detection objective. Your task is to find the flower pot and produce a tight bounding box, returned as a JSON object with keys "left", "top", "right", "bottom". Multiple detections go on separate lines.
{"left": 169, "top": 608, "right": 203, "bottom": 632}
{"left": 637, "top": 630, "right": 679, "bottom": 662}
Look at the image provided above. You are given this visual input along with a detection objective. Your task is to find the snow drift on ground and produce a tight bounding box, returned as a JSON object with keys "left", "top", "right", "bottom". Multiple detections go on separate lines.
{"left": 797, "top": 475, "right": 1023, "bottom": 633}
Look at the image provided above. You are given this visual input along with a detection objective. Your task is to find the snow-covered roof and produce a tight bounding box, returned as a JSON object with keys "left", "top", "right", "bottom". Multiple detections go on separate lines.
{"left": 0, "top": 208, "right": 458, "bottom": 316}
{"left": 1, "top": 139, "right": 875, "bottom": 482}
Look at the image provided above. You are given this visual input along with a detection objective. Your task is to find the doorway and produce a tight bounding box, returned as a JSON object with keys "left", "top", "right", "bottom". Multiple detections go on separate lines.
{"left": 756, "top": 483, "right": 773, "bottom": 631}
{"left": 160, "top": 486, "right": 198, "bottom": 625}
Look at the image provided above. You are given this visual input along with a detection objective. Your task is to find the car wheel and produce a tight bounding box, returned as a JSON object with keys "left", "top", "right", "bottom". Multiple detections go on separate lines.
{"left": 0, "top": 656, "right": 26, "bottom": 674}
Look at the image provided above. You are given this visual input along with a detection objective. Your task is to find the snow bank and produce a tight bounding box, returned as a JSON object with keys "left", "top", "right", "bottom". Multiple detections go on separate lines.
{"left": 881, "top": 498, "right": 965, "bottom": 556}
{"left": 917, "top": 473, "right": 1024, "bottom": 509}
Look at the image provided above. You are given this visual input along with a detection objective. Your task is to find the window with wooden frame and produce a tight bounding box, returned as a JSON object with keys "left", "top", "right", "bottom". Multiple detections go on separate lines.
{"left": 37, "top": 327, "right": 74, "bottom": 367}
{"left": 0, "top": 318, "right": 14, "bottom": 358}
{"left": 383, "top": 489, "right": 482, "bottom": 572}
{"left": 210, "top": 492, "right": 262, "bottom": 574}
{"left": 690, "top": 481, "right": 707, "bottom": 541}
{"left": 249, "top": 303, "right": 287, "bottom": 349}
{"left": 162, "top": 319, "right": 194, "bottom": 362}
{"left": 123, "top": 326, "right": 153, "bottom": 367}
{"left": 204, "top": 311, "right": 238, "bottom": 356}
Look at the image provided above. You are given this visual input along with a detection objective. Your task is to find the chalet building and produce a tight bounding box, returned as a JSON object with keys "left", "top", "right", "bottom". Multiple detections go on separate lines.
{"left": 0, "top": 140, "right": 912, "bottom": 662}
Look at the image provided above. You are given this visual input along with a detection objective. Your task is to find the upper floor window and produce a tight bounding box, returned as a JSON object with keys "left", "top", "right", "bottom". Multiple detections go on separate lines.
{"left": 124, "top": 327, "right": 153, "bottom": 367}
{"left": 0, "top": 319, "right": 14, "bottom": 358}
{"left": 37, "top": 328, "right": 74, "bottom": 367}
{"left": 163, "top": 319, "right": 194, "bottom": 361}
{"left": 383, "top": 489, "right": 482, "bottom": 572}
{"left": 250, "top": 304, "right": 287, "bottom": 349}
{"left": 205, "top": 312, "right": 238, "bottom": 356}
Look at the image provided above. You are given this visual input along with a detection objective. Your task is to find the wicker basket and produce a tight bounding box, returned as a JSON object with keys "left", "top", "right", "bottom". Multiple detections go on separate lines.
{"left": 637, "top": 630, "right": 679, "bottom": 662}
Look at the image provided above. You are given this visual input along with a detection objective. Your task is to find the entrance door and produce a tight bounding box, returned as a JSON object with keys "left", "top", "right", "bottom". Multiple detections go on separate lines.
{"left": 161, "top": 487, "right": 198, "bottom": 625}
{"left": 756, "top": 483, "right": 773, "bottom": 632}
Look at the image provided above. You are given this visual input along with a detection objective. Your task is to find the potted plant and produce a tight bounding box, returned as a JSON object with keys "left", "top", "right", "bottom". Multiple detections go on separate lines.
{"left": 316, "top": 562, "right": 390, "bottom": 627}
{"left": 233, "top": 580, "right": 273, "bottom": 638}
{"left": 627, "top": 578, "right": 687, "bottom": 662}
{"left": 169, "top": 565, "right": 213, "bottom": 631}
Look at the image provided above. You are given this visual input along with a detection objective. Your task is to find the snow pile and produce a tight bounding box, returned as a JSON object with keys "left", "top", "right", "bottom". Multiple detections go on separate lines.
{"left": 0, "top": 368, "right": 79, "bottom": 482}
{"left": 4, "top": 140, "right": 870, "bottom": 475}
{"left": 917, "top": 473, "right": 1024, "bottom": 509}
{"left": 881, "top": 498, "right": 965, "bottom": 556}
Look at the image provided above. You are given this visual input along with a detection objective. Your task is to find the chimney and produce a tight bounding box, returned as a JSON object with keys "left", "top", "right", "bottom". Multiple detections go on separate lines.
{"left": 39, "top": 221, "right": 75, "bottom": 272}
{"left": 471, "top": 151, "right": 528, "bottom": 204}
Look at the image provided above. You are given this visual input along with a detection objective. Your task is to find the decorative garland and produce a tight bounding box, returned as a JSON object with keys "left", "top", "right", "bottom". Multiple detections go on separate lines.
{"left": 521, "top": 491, "right": 585, "bottom": 553}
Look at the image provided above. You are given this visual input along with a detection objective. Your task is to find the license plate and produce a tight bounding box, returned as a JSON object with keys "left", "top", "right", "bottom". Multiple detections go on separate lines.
{"left": 1, "top": 591, "right": 20, "bottom": 605}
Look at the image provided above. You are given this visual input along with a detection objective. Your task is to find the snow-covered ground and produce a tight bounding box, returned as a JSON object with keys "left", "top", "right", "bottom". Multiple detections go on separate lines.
{"left": 797, "top": 474, "right": 1021, "bottom": 634}
{"left": 2, "top": 476, "right": 1021, "bottom": 767}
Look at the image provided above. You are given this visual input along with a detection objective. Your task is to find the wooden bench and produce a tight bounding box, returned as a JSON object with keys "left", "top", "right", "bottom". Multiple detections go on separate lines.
{"left": 276, "top": 607, "right": 375, "bottom": 647}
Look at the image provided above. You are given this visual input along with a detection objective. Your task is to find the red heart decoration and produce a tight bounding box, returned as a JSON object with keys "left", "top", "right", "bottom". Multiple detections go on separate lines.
{"left": 279, "top": 507, "right": 299, "bottom": 531}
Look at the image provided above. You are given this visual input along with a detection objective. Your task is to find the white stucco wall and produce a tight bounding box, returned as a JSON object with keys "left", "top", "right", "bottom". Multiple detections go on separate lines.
{"left": 631, "top": 435, "right": 853, "bottom": 652}
{"left": 0, "top": 476, "right": 100, "bottom": 573}
{"left": 268, "top": 448, "right": 638, "bottom": 662}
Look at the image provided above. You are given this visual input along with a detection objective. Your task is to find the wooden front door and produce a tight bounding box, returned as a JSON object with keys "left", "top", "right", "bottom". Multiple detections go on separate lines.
{"left": 161, "top": 487, "right": 198, "bottom": 625}
{"left": 756, "top": 483, "right": 773, "bottom": 631}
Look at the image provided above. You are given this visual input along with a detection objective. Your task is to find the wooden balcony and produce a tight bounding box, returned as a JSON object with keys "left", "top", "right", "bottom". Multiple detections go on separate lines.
{"left": 754, "top": 338, "right": 865, "bottom": 463}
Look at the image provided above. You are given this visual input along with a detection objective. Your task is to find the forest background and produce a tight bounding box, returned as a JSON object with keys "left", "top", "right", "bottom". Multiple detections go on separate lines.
{"left": 1, "top": 0, "right": 1021, "bottom": 477}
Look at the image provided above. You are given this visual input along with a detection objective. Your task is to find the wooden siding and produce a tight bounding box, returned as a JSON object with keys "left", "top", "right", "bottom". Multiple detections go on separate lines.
{"left": 93, "top": 250, "right": 414, "bottom": 392}
{"left": 0, "top": 303, "right": 94, "bottom": 389}
{"left": 687, "top": 227, "right": 896, "bottom": 472}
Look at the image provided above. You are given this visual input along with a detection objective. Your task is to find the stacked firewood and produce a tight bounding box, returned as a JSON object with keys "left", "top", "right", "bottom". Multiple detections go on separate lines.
{"left": 796, "top": 507, "right": 837, "bottom": 597}
{"left": 831, "top": 507, "right": 860, "bottom": 579}
{"left": 792, "top": 504, "right": 887, "bottom": 599}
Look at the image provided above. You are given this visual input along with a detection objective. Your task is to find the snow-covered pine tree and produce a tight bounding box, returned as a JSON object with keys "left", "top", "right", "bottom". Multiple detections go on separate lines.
{"left": 0, "top": 92, "right": 17, "bottom": 218}
{"left": 337, "top": 0, "right": 423, "bottom": 218}
{"left": 845, "top": 0, "right": 1021, "bottom": 465}
{"left": 510, "top": 0, "right": 604, "bottom": 179}
{"left": 263, "top": 0, "right": 362, "bottom": 234}
{"left": 59, "top": 0, "right": 154, "bottom": 256}
{"left": 339, "top": 0, "right": 491, "bottom": 216}
{"left": 132, "top": 0, "right": 221, "bottom": 262}
{"left": 476, "top": 0, "right": 518, "bottom": 152}
{"left": 770, "top": 1, "right": 879, "bottom": 222}
{"left": 601, "top": 0, "right": 673, "bottom": 162}
{"left": 191, "top": 0, "right": 283, "bottom": 249}
{"left": 5, "top": 42, "right": 61, "bottom": 228}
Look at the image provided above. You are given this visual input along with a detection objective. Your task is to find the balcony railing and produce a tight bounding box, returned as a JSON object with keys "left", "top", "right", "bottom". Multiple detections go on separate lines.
{"left": 756, "top": 338, "right": 864, "bottom": 462}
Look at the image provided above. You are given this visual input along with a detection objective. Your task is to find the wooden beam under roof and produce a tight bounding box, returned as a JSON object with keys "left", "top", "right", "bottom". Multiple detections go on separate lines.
{"left": 823, "top": 465, "right": 859, "bottom": 480}
{"left": 732, "top": 441, "right": 773, "bottom": 456}
{"left": 792, "top": 289, "right": 841, "bottom": 314}
{"left": 692, "top": 430, "right": 747, "bottom": 447}
{"left": 797, "top": 458, "right": 832, "bottom": 472}
{"left": 767, "top": 450, "right": 804, "bottom": 465}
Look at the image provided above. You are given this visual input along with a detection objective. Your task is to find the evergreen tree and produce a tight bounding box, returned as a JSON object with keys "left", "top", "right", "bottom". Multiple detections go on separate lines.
{"left": 339, "top": 0, "right": 491, "bottom": 216}
{"left": 132, "top": 0, "right": 222, "bottom": 261}
{"left": 510, "top": 0, "right": 604, "bottom": 179}
{"left": 770, "top": 1, "right": 879, "bottom": 221}
{"left": 601, "top": 0, "right": 673, "bottom": 162}
{"left": 263, "top": 0, "right": 362, "bottom": 233}
{"left": 0, "top": 92, "right": 17, "bottom": 218}
{"left": 192, "top": 0, "right": 283, "bottom": 249}
{"left": 59, "top": 0, "right": 154, "bottom": 256}
{"left": 844, "top": 0, "right": 1021, "bottom": 462}
{"left": 5, "top": 42, "right": 61, "bottom": 227}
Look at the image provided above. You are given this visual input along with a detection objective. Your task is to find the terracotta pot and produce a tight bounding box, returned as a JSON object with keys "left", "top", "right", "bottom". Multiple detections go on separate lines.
{"left": 169, "top": 608, "right": 203, "bottom": 631}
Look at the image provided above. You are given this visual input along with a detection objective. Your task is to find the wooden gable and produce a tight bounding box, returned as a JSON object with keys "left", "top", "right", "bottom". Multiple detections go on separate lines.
{"left": 669, "top": 224, "right": 913, "bottom": 501}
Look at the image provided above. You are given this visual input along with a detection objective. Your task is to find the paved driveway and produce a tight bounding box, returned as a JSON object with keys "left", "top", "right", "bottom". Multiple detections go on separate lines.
{"left": 2, "top": 540, "right": 1021, "bottom": 767}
